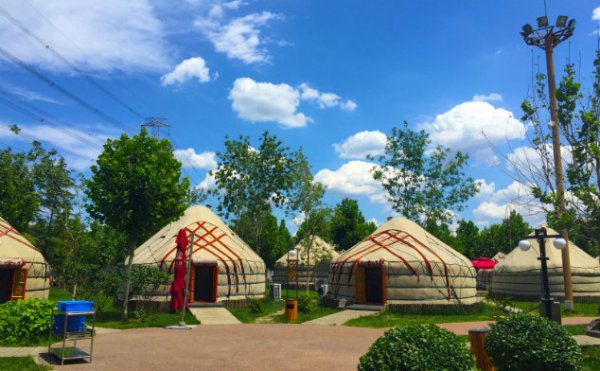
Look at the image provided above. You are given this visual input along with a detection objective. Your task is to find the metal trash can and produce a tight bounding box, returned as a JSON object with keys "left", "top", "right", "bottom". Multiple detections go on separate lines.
{"left": 284, "top": 299, "right": 298, "bottom": 322}
{"left": 468, "top": 328, "right": 495, "bottom": 371}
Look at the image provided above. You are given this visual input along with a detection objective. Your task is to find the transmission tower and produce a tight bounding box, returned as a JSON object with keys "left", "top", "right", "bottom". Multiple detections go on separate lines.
{"left": 141, "top": 117, "right": 170, "bottom": 139}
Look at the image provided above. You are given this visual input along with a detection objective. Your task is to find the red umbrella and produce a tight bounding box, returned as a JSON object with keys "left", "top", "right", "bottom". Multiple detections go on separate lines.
{"left": 471, "top": 257, "right": 497, "bottom": 270}
{"left": 170, "top": 228, "right": 189, "bottom": 311}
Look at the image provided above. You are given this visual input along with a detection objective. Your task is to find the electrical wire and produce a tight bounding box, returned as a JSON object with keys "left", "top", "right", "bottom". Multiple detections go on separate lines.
{"left": 0, "top": 5, "right": 146, "bottom": 121}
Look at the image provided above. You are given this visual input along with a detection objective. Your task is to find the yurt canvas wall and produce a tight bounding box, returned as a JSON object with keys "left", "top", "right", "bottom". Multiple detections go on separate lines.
{"left": 130, "top": 206, "right": 266, "bottom": 305}
{"left": 490, "top": 228, "right": 600, "bottom": 300}
{"left": 328, "top": 218, "right": 477, "bottom": 306}
{"left": 273, "top": 236, "right": 339, "bottom": 288}
{"left": 0, "top": 217, "right": 50, "bottom": 303}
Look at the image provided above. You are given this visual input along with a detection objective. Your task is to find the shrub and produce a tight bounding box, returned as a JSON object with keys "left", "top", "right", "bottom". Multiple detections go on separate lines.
{"left": 0, "top": 299, "right": 55, "bottom": 346}
{"left": 297, "top": 294, "right": 316, "bottom": 314}
{"left": 248, "top": 298, "right": 263, "bottom": 313}
{"left": 358, "top": 324, "right": 473, "bottom": 371}
{"left": 484, "top": 313, "right": 582, "bottom": 370}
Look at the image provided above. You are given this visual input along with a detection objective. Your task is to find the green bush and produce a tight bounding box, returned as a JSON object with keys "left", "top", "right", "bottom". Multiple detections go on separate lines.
{"left": 0, "top": 299, "right": 55, "bottom": 346}
{"left": 358, "top": 324, "right": 473, "bottom": 371}
{"left": 248, "top": 298, "right": 263, "bottom": 313}
{"left": 484, "top": 313, "right": 582, "bottom": 370}
{"left": 297, "top": 294, "right": 316, "bottom": 314}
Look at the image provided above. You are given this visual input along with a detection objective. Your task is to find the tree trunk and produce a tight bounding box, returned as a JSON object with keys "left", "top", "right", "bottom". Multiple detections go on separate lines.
{"left": 305, "top": 235, "right": 314, "bottom": 293}
{"left": 122, "top": 242, "right": 136, "bottom": 320}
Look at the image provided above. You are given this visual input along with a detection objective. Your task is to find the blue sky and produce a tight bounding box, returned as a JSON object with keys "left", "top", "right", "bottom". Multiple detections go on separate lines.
{"left": 0, "top": 0, "right": 599, "bottom": 232}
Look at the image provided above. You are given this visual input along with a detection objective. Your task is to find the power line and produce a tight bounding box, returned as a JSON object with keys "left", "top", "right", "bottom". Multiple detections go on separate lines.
{"left": 0, "top": 4, "right": 146, "bottom": 121}
{"left": 0, "top": 46, "right": 130, "bottom": 132}
{"left": 0, "top": 92, "right": 101, "bottom": 148}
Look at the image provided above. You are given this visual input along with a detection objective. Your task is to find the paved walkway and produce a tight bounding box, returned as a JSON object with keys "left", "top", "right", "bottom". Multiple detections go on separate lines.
{"left": 0, "top": 346, "right": 46, "bottom": 358}
{"left": 189, "top": 307, "right": 241, "bottom": 325}
{"left": 303, "top": 309, "right": 379, "bottom": 325}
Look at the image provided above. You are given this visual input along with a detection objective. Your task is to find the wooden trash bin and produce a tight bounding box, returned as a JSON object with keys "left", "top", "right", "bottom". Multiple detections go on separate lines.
{"left": 284, "top": 299, "right": 298, "bottom": 322}
{"left": 468, "top": 328, "right": 495, "bottom": 371}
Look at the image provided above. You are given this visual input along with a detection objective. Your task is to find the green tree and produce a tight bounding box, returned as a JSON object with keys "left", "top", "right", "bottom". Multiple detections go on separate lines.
{"left": 0, "top": 147, "right": 39, "bottom": 231}
{"left": 85, "top": 130, "right": 190, "bottom": 318}
{"left": 517, "top": 52, "right": 600, "bottom": 254}
{"left": 288, "top": 153, "right": 327, "bottom": 291}
{"left": 370, "top": 122, "right": 478, "bottom": 225}
{"left": 210, "top": 131, "right": 305, "bottom": 257}
{"left": 424, "top": 219, "right": 456, "bottom": 250}
{"left": 454, "top": 220, "right": 480, "bottom": 258}
{"left": 232, "top": 211, "right": 290, "bottom": 268}
{"left": 477, "top": 211, "right": 531, "bottom": 257}
{"left": 330, "top": 198, "right": 376, "bottom": 251}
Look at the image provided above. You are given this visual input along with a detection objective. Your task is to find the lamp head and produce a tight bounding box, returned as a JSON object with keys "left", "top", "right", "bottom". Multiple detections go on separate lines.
{"left": 518, "top": 240, "right": 532, "bottom": 251}
{"left": 553, "top": 238, "right": 567, "bottom": 250}
{"left": 536, "top": 16, "right": 549, "bottom": 28}
{"left": 556, "top": 16, "right": 568, "bottom": 28}
{"left": 567, "top": 19, "right": 576, "bottom": 32}
{"left": 521, "top": 24, "right": 534, "bottom": 37}
{"left": 289, "top": 248, "right": 297, "bottom": 258}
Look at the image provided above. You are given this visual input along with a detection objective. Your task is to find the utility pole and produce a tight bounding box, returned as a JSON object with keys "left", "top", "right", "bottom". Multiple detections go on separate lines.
{"left": 141, "top": 117, "right": 170, "bottom": 139}
{"left": 521, "top": 15, "right": 576, "bottom": 310}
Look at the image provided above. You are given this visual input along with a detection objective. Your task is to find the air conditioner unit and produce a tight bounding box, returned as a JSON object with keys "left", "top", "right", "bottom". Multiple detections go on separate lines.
{"left": 271, "top": 283, "right": 282, "bottom": 300}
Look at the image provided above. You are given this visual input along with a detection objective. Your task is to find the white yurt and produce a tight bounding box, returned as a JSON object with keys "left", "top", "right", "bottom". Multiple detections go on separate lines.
{"left": 130, "top": 206, "right": 266, "bottom": 306}
{"left": 273, "top": 235, "right": 339, "bottom": 288}
{"left": 490, "top": 228, "right": 600, "bottom": 300}
{"left": 0, "top": 217, "right": 50, "bottom": 303}
{"left": 328, "top": 217, "right": 477, "bottom": 306}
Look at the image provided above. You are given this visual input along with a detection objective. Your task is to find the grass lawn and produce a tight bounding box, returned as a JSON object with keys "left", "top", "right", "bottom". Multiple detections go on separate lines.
{"left": 509, "top": 300, "right": 599, "bottom": 317}
{"left": 0, "top": 357, "right": 50, "bottom": 371}
{"left": 345, "top": 304, "right": 502, "bottom": 328}
{"left": 582, "top": 346, "right": 600, "bottom": 371}
{"left": 229, "top": 299, "right": 284, "bottom": 323}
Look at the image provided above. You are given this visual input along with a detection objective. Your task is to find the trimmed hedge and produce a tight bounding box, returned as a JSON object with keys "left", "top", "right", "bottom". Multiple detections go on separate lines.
{"left": 0, "top": 299, "right": 55, "bottom": 346}
{"left": 358, "top": 324, "right": 473, "bottom": 371}
{"left": 484, "top": 313, "right": 582, "bottom": 370}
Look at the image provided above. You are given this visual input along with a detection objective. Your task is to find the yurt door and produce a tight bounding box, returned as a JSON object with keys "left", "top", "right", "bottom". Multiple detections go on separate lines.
{"left": 364, "top": 266, "right": 384, "bottom": 304}
{"left": 0, "top": 269, "right": 12, "bottom": 304}
{"left": 192, "top": 264, "right": 217, "bottom": 302}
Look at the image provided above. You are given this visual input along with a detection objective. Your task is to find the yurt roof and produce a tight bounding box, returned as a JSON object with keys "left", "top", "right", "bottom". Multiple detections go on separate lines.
{"left": 492, "top": 251, "right": 506, "bottom": 261}
{"left": 334, "top": 217, "right": 472, "bottom": 267}
{"left": 495, "top": 227, "right": 599, "bottom": 271}
{"left": 0, "top": 216, "right": 46, "bottom": 263}
{"left": 275, "top": 236, "right": 339, "bottom": 265}
{"left": 131, "top": 205, "right": 264, "bottom": 269}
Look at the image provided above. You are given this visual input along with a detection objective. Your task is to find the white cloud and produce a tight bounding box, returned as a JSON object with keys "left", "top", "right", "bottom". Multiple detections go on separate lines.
{"left": 196, "top": 172, "right": 216, "bottom": 191}
{"left": 229, "top": 77, "right": 310, "bottom": 128}
{"left": 507, "top": 145, "right": 572, "bottom": 173}
{"left": 173, "top": 148, "right": 217, "bottom": 169}
{"left": 473, "top": 180, "right": 545, "bottom": 225}
{"left": 421, "top": 101, "right": 526, "bottom": 164}
{"left": 161, "top": 57, "right": 211, "bottom": 86}
{"left": 195, "top": 3, "right": 281, "bottom": 64}
{"left": 0, "top": 82, "right": 62, "bottom": 104}
{"left": 593, "top": 7, "right": 600, "bottom": 20}
{"left": 314, "top": 160, "right": 382, "bottom": 197}
{"left": 0, "top": 0, "right": 169, "bottom": 72}
{"left": 299, "top": 83, "right": 357, "bottom": 111}
{"left": 475, "top": 179, "right": 496, "bottom": 197}
{"left": 472, "top": 93, "right": 502, "bottom": 102}
{"left": 0, "top": 122, "right": 116, "bottom": 170}
{"left": 333, "top": 130, "right": 387, "bottom": 159}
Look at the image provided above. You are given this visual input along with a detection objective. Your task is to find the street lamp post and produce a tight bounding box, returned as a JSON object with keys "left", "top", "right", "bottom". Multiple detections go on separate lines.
{"left": 518, "top": 227, "right": 567, "bottom": 322}
{"left": 520, "top": 15, "right": 576, "bottom": 311}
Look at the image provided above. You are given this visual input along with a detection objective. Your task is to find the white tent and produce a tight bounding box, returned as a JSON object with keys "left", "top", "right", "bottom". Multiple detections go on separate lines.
{"left": 130, "top": 206, "right": 266, "bottom": 305}
{"left": 273, "top": 236, "right": 339, "bottom": 287}
{"left": 0, "top": 217, "right": 49, "bottom": 303}
{"left": 328, "top": 217, "right": 477, "bottom": 305}
{"left": 490, "top": 228, "right": 600, "bottom": 300}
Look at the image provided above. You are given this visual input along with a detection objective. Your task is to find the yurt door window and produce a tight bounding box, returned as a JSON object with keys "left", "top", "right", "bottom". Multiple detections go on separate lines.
{"left": 192, "top": 264, "right": 217, "bottom": 302}
{"left": 364, "top": 266, "right": 384, "bottom": 304}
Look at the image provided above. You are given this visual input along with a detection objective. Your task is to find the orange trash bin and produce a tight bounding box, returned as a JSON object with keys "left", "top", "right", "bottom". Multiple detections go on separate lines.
{"left": 284, "top": 299, "right": 298, "bottom": 322}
